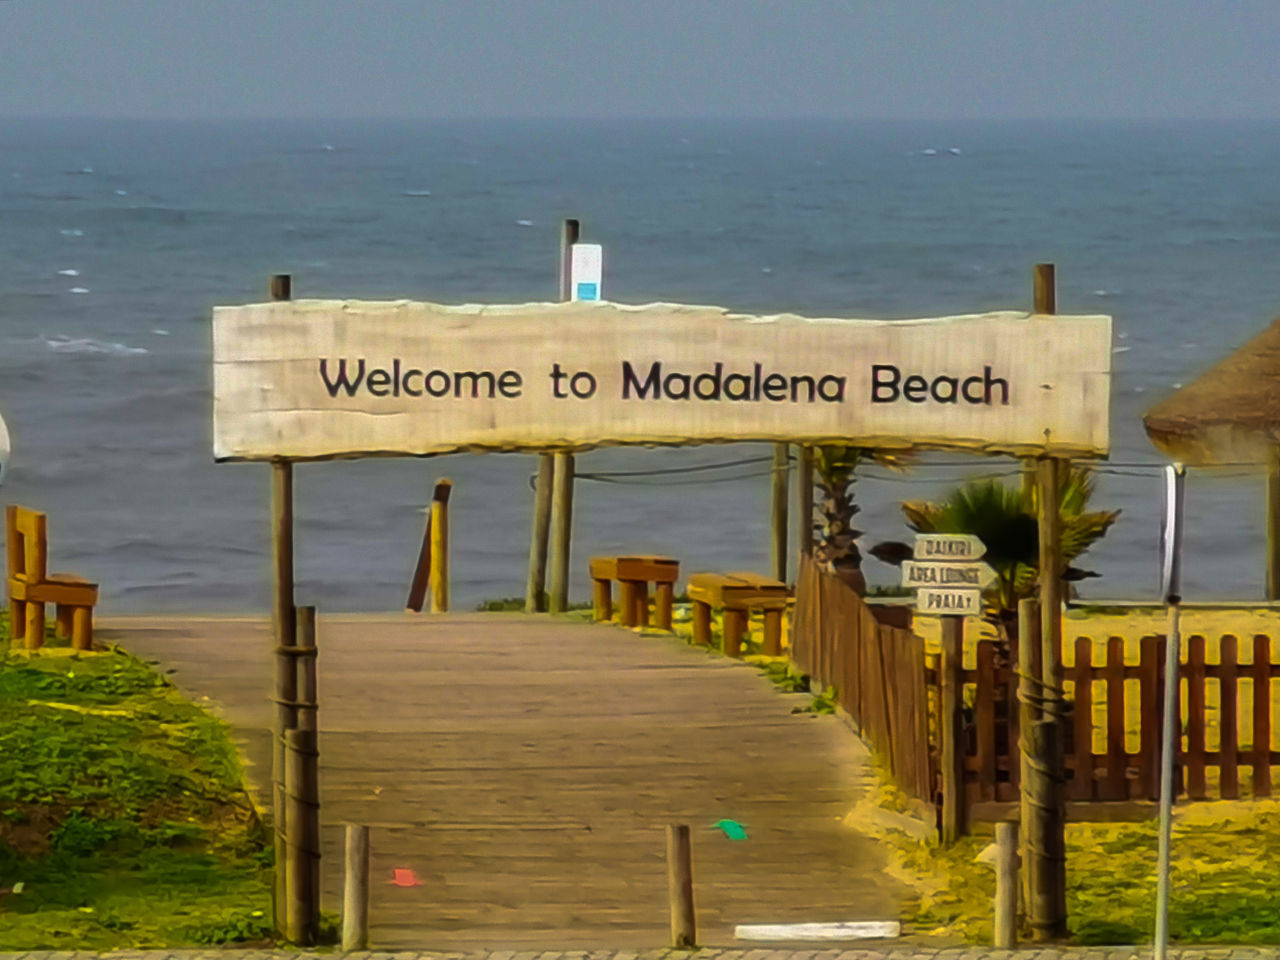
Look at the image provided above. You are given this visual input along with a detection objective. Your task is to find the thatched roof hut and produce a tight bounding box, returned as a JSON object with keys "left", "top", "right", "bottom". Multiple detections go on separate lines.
{"left": 1143, "top": 316, "right": 1280, "bottom": 598}
{"left": 1144, "top": 316, "right": 1280, "bottom": 465}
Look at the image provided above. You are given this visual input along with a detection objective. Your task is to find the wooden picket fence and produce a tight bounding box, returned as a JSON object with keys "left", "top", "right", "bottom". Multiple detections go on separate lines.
{"left": 790, "top": 556, "right": 934, "bottom": 802}
{"left": 789, "top": 562, "right": 1280, "bottom": 823}
{"left": 943, "top": 632, "right": 1280, "bottom": 811}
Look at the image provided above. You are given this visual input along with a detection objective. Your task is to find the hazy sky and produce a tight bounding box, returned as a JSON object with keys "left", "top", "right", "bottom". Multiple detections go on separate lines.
{"left": 2, "top": 0, "right": 1278, "bottom": 120}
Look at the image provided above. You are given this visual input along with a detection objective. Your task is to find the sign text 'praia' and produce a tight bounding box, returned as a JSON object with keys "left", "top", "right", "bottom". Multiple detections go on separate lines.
{"left": 212, "top": 301, "right": 1111, "bottom": 461}
{"left": 316, "top": 358, "right": 1012, "bottom": 407}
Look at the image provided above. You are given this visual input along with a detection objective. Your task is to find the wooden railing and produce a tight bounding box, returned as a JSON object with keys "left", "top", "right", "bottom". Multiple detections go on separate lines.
{"left": 791, "top": 556, "right": 934, "bottom": 803}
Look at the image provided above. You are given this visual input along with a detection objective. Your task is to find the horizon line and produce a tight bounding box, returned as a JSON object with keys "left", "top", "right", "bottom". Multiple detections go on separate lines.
{"left": 3, "top": 113, "right": 1280, "bottom": 124}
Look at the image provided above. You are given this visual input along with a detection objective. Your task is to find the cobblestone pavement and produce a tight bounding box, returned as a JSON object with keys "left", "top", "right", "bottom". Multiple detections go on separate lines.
{"left": 2, "top": 947, "right": 1278, "bottom": 960}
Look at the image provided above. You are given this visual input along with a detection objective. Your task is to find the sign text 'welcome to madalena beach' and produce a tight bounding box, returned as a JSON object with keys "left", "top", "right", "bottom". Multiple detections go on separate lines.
{"left": 212, "top": 300, "right": 1111, "bottom": 462}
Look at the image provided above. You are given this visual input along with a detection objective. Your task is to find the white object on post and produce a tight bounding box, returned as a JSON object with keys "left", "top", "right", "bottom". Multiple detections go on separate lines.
{"left": 0, "top": 411, "right": 9, "bottom": 484}
{"left": 569, "top": 243, "right": 603, "bottom": 301}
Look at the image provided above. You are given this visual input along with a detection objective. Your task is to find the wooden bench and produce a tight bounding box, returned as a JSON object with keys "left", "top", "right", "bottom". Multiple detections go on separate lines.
{"left": 687, "top": 571, "right": 789, "bottom": 658}
{"left": 589, "top": 555, "right": 679, "bottom": 630}
{"left": 6, "top": 505, "right": 98, "bottom": 651}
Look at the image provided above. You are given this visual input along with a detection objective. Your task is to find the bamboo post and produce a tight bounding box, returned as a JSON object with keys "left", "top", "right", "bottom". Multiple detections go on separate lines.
{"left": 796, "top": 445, "right": 815, "bottom": 563}
{"left": 342, "top": 824, "right": 370, "bottom": 951}
{"left": 994, "top": 820, "right": 1019, "bottom": 948}
{"left": 1267, "top": 447, "right": 1280, "bottom": 600}
{"left": 1017, "top": 597, "right": 1042, "bottom": 914}
{"left": 666, "top": 824, "right": 697, "bottom": 948}
{"left": 285, "top": 727, "right": 320, "bottom": 946}
{"left": 771, "top": 443, "right": 789, "bottom": 583}
{"left": 548, "top": 451, "right": 575, "bottom": 612}
{"left": 940, "top": 615, "right": 967, "bottom": 843}
{"left": 429, "top": 479, "right": 452, "bottom": 613}
{"left": 269, "top": 273, "right": 296, "bottom": 936}
{"left": 525, "top": 454, "right": 554, "bottom": 612}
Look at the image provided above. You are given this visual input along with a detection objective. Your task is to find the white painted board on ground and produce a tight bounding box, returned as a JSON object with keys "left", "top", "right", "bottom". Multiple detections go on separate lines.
{"left": 917, "top": 587, "right": 982, "bottom": 616}
{"left": 912, "top": 533, "right": 986, "bottom": 561}
{"left": 570, "top": 243, "right": 603, "bottom": 301}
{"left": 901, "top": 559, "right": 996, "bottom": 589}
{"left": 211, "top": 301, "right": 1111, "bottom": 462}
{"left": 735, "top": 921, "right": 901, "bottom": 941}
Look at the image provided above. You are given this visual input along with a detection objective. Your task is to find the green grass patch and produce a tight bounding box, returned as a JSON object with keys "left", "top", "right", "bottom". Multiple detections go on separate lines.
{"left": 885, "top": 798, "right": 1280, "bottom": 944}
{"left": 0, "top": 611, "right": 274, "bottom": 949}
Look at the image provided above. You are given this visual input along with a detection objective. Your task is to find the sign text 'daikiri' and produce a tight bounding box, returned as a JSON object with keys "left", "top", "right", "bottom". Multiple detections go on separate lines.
{"left": 212, "top": 301, "right": 1111, "bottom": 462}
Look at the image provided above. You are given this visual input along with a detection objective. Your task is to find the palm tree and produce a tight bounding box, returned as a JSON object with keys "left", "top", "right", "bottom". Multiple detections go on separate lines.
{"left": 812, "top": 445, "right": 912, "bottom": 594}
{"left": 871, "top": 465, "right": 1119, "bottom": 640}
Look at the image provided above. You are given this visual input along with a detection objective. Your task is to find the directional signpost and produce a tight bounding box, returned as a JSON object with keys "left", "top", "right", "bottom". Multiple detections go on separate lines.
{"left": 903, "top": 534, "right": 993, "bottom": 616}
{"left": 906, "top": 533, "right": 992, "bottom": 845}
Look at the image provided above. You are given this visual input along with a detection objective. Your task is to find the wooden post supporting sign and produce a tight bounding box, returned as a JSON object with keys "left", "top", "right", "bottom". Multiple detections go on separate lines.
{"left": 525, "top": 455, "right": 554, "bottom": 612}
{"left": 796, "top": 445, "right": 815, "bottom": 564}
{"left": 282, "top": 607, "right": 320, "bottom": 944}
{"left": 545, "top": 218, "right": 580, "bottom": 614}
{"left": 269, "top": 273, "right": 296, "bottom": 936}
{"left": 771, "top": 443, "right": 789, "bottom": 583}
{"left": 940, "top": 614, "right": 967, "bottom": 843}
{"left": 1024, "top": 264, "right": 1056, "bottom": 500}
{"left": 549, "top": 451, "right": 575, "bottom": 612}
{"left": 1017, "top": 596, "right": 1042, "bottom": 914}
{"left": 1033, "top": 449, "right": 1068, "bottom": 938}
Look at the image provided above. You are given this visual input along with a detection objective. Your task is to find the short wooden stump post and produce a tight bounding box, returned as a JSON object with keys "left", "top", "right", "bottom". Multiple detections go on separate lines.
{"left": 666, "top": 823, "right": 696, "bottom": 947}
{"left": 588, "top": 555, "right": 680, "bottom": 629}
{"left": 687, "top": 572, "right": 789, "bottom": 657}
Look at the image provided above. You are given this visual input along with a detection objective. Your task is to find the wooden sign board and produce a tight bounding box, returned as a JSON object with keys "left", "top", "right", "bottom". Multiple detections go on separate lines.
{"left": 212, "top": 300, "right": 1111, "bottom": 462}
{"left": 901, "top": 560, "right": 997, "bottom": 589}
{"left": 917, "top": 587, "right": 982, "bottom": 616}
{"left": 913, "top": 533, "right": 986, "bottom": 561}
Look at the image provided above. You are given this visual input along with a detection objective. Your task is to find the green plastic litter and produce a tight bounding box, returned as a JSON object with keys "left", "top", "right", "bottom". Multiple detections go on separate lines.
{"left": 714, "top": 818, "right": 748, "bottom": 840}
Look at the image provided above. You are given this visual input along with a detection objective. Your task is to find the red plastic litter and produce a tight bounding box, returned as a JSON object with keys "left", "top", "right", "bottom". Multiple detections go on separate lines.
{"left": 390, "top": 868, "right": 422, "bottom": 887}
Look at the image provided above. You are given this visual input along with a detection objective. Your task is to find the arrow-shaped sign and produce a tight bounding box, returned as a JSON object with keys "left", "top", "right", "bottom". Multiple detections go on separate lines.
{"left": 901, "top": 559, "right": 997, "bottom": 590}
{"left": 912, "top": 533, "right": 986, "bottom": 561}
{"left": 916, "top": 587, "right": 983, "bottom": 616}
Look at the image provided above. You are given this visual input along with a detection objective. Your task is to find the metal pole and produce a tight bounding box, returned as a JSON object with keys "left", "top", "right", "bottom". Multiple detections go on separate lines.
{"left": 1154, "top": 463, "right": 1185, "bottom": 960}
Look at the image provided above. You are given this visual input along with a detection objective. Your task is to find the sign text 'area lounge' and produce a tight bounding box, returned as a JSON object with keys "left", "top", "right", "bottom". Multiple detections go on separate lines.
{"left": 212, "top": 300, "right": 1111, "bottom": 462}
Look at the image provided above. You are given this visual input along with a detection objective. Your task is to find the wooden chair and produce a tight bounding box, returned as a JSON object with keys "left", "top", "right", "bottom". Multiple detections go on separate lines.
{"left": 6, "top": 505, "right": 98, "bottom": 650}
{"left": 589, "top": 555, "right": 679, "bottom": 630}
{"left": 687, "top": 571, "right": 789, "bottom": 657}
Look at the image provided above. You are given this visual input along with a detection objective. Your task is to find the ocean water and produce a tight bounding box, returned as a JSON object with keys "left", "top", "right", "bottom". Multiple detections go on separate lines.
{"left": 1, "top": 117, "right": 1279, "bottom": 613}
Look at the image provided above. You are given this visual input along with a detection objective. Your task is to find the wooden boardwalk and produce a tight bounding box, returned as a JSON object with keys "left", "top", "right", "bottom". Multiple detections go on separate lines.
{"left": 102, "top": 613, "right": 910, "bottom": 950}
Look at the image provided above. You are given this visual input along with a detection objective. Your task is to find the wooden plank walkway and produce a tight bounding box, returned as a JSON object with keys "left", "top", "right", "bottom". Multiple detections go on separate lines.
{"left": 101, "top": 613, "right": 910, "bottom": 950}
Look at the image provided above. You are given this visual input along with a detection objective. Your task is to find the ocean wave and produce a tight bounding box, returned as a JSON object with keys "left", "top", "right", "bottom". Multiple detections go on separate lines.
{"left": 42, "top": 335, "right": 148, "bottom": 356}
